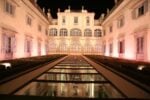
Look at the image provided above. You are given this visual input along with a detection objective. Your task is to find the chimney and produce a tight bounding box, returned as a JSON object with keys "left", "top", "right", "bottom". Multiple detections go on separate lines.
{"left": 82, "top": 6, "right": 84, "bottom": 10}
{"left": 107, "top": 8, "right": 110, "bottom": 14}
{"left": 99, "top": 13, "right": 105, "bottom": 24}
{"left": 47, "top": 9, "right": 51, "bottom": 20}
{"left": 68, "top": 5, "right": 71, "bottom": 12}
{"left": 114, "top": 0, "right": 118, "bottom": 4}
{"left": 58, "top": 8, "right": 60, "bottom": 12}
{"left": 101, "top": 13, "right": 105, "bottom": 20}
{"left": 68, "top": 5, "right": 71, "bottom": 10}
{"left": 81, "top": 6, "right": 84, "bottom": 12}
{"left": 34, "top": 0, "right": 37, "bottom": 3}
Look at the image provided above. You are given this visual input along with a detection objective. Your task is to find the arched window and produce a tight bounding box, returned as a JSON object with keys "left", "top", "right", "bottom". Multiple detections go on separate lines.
{"left": 60, "top": 28, "right": 68, "bottom": 36}
{"left": 84, "top": 29, "right": 92, "bottom": 37}
{"left": 49, "top": 28, "right": 57, "bottom": 36}
{"left": 70, "top": 28, "right": 81, "bottom": 36}
{"left": 94, "top": 29, "right": 101, "bottom": 37}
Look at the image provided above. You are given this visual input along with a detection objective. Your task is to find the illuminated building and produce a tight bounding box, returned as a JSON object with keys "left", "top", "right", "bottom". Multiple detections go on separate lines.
{"left": 0, "top": 0, "right": 49, "bottom": 60}
{"left": 0, "top": 0, "right": 150, "bottom": 62}
{"left": 101, "top": 0, "right": 150, "bottom": 61}
{"left": 48, "top": 7, "right": 102, "bottom": 55}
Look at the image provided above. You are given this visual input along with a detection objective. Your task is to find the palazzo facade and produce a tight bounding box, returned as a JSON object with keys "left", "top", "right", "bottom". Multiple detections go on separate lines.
{"left": 102, "top": 0, "right": 150, "bottom": 61}
{"left": 0, "top": 0, "right": 150, "bottom": 62}
{"left": 0, "top": 0, "right": 49, "bottom": 60}
{"left": 48, "top": 8, "right": 102, "bottom": 55}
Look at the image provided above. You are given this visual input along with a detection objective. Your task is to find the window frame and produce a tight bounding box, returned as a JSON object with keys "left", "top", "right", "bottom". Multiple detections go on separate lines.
{"left": 38, "top": 24, "right": 42, "bottom": 32}
{"left": 49, "top": 28, "right": 57, "bottom": 36}
{"left": 70, "top": 28, "right": 82, "bottom": 36}
{"left": 74, "top": 16, "right": 78, "bottom": 25}
{"left": 86, "top": 16, "right": 90, "bottom": 26}
{"left": 60, "top": 28, "right": 68, "bottom": 36}
{"left": 117, "top": 16, "right": 124, "bottom": 28}
{"left": 118, "top": 40, "right": 125, "bottom": 54}
{"left": 26, "top": 16, "right": 32, "bottom": 26}
{"left": 132, "top": 0, "right": 148, "bottom": 19}
{"left": 136, "top": 36, "right": 144, "bottom": 54}
{"left": 94, "top": 29, "right": 102, "bottom": 37}
{"left": 84, "top": 29, "right": 92, "bottom": 37}
{"left": 109, "top": 43, "right": 113, "bottom": 55}
{"left": 109, "top": 25, "right": 113, "bottom": 33}
{"left": 138, "top": 5, "right": 145, "bottom": 17}
{"left": 62, "top": 16, "right": 66, "bottom": 25}
{"left": 24, "top": 36, "right": 32, "bottom": 54}
{"left": 4, "top": 0, "right": 15, "bottom": 16}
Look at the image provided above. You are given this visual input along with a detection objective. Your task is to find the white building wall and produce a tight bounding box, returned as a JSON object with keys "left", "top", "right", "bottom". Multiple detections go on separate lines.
{"left": 102, "top": 0, "right": 150, "bottom": 62}
{"left": 0, "top": 0, "right": 49, "bottom": 60}
{"left": 49, "top": 9, "right": 102, "bottom": 55}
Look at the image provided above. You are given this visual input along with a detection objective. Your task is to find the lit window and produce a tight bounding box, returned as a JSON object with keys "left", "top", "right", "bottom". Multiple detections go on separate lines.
{"left": 94, "top": 29, "right": 101, "bottom": 37}
{"left": 5, "top": 1, "right": 15, "bottom": 15}
{"left": 136, "top": 36, "right": 144, "bottom": 54}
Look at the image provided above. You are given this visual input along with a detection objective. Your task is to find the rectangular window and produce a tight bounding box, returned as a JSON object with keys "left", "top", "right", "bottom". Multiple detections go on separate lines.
{"left": 1, "top": 33, "right": 16, "bottom": 59}
{"left": 132, "top": 0, "right": 148, "bottom": 19}
{"left": 27, "top": 16, "right": 32, "bottom": 26}
{"left": 49, "top": 29, "right": 57, "bottom": 36}
{"left": 109, "top": 26, "right": 113, "bottom": 33}
{"left": 25, "top": 38, "right": 32, "bottom": 53}
{"left": 103, "top": 44, "right": 106, "bottom": 54}
{"left": 26, "top": 40, "right": 31, "bottom": 53}
{"left": 38, "top": 25, "right": 42, "bottom": 32}
{"left": 62, "top": 16, "right": 65, "bottom": 24}
{"left": 5, "top": 1, "right": 15, "bottom": 15}
{"left": 38, "top": 41, "right": 41, "bottom": 56}
{"left": 138, "top": 5, "right": 144, "bottom": 16}
{"left": 117, "top": 17, "right": 124, "bottom": 28}
{"left": 24, "top": 36, "right": 32, "bottom": 57}
{"left": 74, "top": 17, "right": 78, "bottom": 24}
{"left": 119, "top": 40, "right": 125, "bottom": 53}
{"left": 109, "top": 43, "right": 113, "bottom": 54}
{"left": 137, "top": 37, "right": 144, "bottom": 54}
{"left": 86, "top": 16, "right": 90, "bottom": 25}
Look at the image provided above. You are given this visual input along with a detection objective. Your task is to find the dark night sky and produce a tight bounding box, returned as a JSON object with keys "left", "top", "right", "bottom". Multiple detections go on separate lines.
{"left": 37, "top": 0, "right": 115, "bottom": 19}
